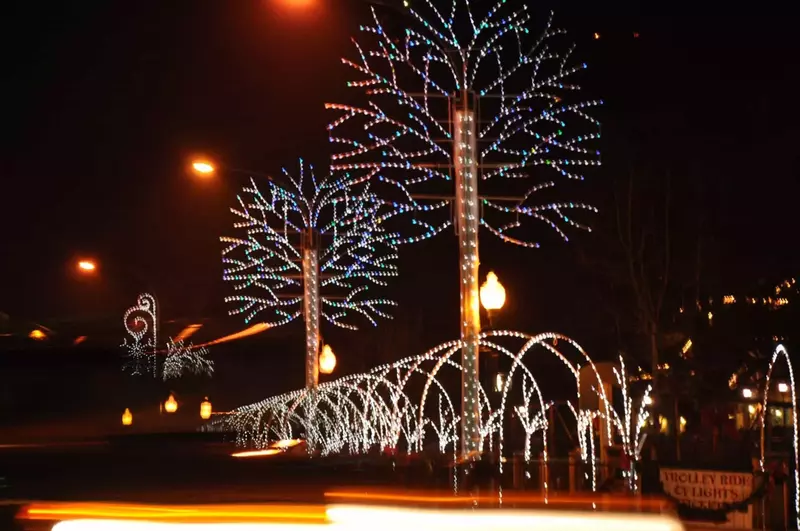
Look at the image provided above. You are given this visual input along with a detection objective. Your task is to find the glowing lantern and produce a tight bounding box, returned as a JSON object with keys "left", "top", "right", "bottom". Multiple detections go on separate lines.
{"left": 122, "top": 408, "right": 133, "bottom": 426}
{"left": 480, "top": 271, "right": 506, "bottom": 311}
{"left": 164, "top": 394, "right": 178, "bottom": 414}
{"left": 778, "top": 382, "right": 790, "bottom": 393}
{"left": 319, "top": 344, "right": 336, "bottom": 374}
{"left": 200, "top": 397, "right": 212, "bottom": 420}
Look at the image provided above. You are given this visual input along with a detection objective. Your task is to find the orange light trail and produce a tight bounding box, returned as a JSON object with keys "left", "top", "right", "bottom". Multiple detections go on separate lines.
{"left": 231, "top": 448, "right": 283, "bottom": 458}
{"left": 22, "top": 503, "right": 326, "bottom": 523}
{"left": 197, "top": 323, "right": 270, "bottom": 348}
{"left": 174, "top": 324, "right": 203, "bottom": 343}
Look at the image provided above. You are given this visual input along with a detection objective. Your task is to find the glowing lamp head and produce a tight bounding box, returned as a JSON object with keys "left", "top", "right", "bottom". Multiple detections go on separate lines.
{"left": 191, "top": 160, "right": 216, "bottom": 176}
{"left": 164, "top": 394, "right": 178, "bottom": 414}
{"left": 319, "top": 344, "right": 336, "bottom": 374}
{"left": 122, "top": 408, "right": 133, "bottom": 426}
{"left": 494, "top": 372, "right": 506, "bottom": 393}
{"left": 29, "top": 329, "right": 47, "bottom": 341}
{"left": 778, "top": 382, "right": 790, "bottom": 394}
{"left": 480, "top": 271, "right": 506, "bottom": 311}
{"left": 741, "top": 388, "right": 753, "bottom": 399}
{"left": 77, "top": 260, "right": 97, "bottom": 273}
{"left": 200, "top": 397, "right": 212, "bottom": 420}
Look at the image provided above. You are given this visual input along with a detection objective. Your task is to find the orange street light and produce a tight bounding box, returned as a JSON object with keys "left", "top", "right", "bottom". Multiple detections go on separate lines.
{"left": 191, "top": 160, "right": 216, "bottom": 176}
{"left": 480, "top": 271, "right": 506, "bottom": 312}
{"left": 77, "top": 260, "right": 97, "bottom": 273}
{"left": 319, "top": 344, "right": 336, "bottom": 374}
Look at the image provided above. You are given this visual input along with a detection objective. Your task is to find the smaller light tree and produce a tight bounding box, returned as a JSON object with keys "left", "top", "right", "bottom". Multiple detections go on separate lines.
{"left": 221, "top": 160, "right": 421, "bottom": 388}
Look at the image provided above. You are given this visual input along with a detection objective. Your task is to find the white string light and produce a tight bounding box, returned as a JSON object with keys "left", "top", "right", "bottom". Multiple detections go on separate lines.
{"left": 162, "top": 339, "right": 214, "bottom": 381}
{"left": 759, "top": 344, "right": 798, "bottom": 529}
{"left": 211, "top": 329, "right": 633, "bottom": 497}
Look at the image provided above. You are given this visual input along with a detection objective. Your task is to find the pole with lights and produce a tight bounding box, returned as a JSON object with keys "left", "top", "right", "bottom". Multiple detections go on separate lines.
{"left": 328, "top": 1, "right": 601, "bottom": 457}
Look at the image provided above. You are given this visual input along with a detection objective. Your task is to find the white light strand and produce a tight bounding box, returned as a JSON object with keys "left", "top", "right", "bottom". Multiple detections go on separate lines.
{"left": 211, "top": 329, "right": 617, "bottom": 496}
{"left": 162, "top": 339, "right": 214, "bottom": 381}
{"left": 759, "top": 344, "right": 799, "bottom": 529}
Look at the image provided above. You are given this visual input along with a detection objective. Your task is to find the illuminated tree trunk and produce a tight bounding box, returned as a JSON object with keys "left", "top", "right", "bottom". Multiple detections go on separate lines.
{"left": 454, "top": 95, "right": 482, "bottom": 457}
{"left": 303, "top": 231, "right": 321, "bottom": 389}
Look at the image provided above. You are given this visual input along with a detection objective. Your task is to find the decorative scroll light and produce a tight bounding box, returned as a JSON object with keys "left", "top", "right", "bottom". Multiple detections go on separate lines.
{"left": 121, "top": 293, "right": 158, "bottom": 377}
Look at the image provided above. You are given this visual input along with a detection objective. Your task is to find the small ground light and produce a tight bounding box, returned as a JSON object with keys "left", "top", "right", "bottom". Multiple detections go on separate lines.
{"left": 200, "top": 398, "right": 212, "bottom": 420}
{"left": 164, "top": 394, "right": 178, "bottom": 413}
{"left": 122, "top": 408, "right": 133, "bottom": 426}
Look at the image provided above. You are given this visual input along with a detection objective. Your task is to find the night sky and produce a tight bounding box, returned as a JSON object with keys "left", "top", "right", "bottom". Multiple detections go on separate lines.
{"left": 3, "top": 1, "right": 799, "bottom": 362}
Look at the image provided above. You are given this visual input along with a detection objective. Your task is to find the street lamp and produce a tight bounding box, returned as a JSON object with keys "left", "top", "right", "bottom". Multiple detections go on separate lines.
{"left": 191, "top": 160, "right": 216, "bottom": 176}
{"left": 480, "top": 271, "right": 506, "bottom": 312}
{"left": 319, "top": 344, "right": 336, "bottom": 375}
{"left": 77, "top": 260, "right": 97, "bottom": 273}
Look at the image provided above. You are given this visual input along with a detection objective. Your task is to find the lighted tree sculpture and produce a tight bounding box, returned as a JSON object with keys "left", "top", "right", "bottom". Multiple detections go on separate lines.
{"left": 327, "top": 0, "right": 602, "bottom": 454}
{"left": 221, "top": 160, "right": 402, "bottom": 388}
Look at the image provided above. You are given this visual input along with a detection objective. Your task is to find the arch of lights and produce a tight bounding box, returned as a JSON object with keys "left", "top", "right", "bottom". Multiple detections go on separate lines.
{"left": 759, "top": 344, "right": 799, "bottom": 529}
{"left": 213, "top": 330, "right": 651, "bottom": 492}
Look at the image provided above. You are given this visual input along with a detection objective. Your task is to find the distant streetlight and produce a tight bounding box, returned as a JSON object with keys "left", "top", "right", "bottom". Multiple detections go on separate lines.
{"left": 122, "top": 408, "right": 133, "bottom": 426}
{"left": 164, "top": 394, "right": 178, "bottom": 414}
{"left": 28, "top": 329, "right": 47, "bottom": 341}
{"left": 480, "top": 271, "right": 506, "bottom": 312}
{"left": 200, "top": 397, "right": 212, "bottom": 420}
{"left": 742, "top": 388, "right": 754, "bottom": 399}
{"left": 778, "top": 382, "right": 790, "bottom": 393}
{"left": 319, "top": 344, "right": 336, "bottom": 374}
{"left": 77, "top": 260, "right": 97, "bottom": 273}
{"left": 191, "top": 160, "right": 216, "bottom": 176}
